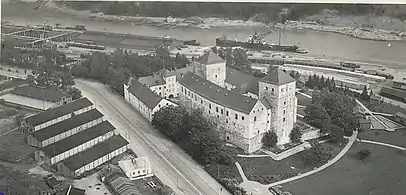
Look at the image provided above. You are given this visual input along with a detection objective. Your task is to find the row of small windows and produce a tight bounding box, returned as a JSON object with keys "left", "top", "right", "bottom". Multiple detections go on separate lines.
{"left": 264, "top": 85, "right": 291, "bottom": 93}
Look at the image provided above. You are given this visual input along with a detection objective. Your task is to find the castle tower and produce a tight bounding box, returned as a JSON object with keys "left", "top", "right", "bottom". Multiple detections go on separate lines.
{"left": 195, "top": 50, "right": 226, "bottom": 87}
{"left": 258, "top": 69, "right": 297, "bottom": 144}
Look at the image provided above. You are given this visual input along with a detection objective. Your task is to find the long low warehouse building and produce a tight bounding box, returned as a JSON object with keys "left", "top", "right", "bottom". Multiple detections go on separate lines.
{"left": 27, "top": 109, "right": 104, "bottom": 148}
{"left": 22, "top": 98, "right": 94, "bottom": 132}
{"left": 57, "top": 135, "right": 129, "bottom": 178}
{"left": 35, "top": 121, "right": 116, "bottom": 165}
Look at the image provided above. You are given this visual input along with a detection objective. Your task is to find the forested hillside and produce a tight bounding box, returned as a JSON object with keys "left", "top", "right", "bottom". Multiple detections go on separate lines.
{"left": 63, "top": 2, "right": 406, "bottom": 23}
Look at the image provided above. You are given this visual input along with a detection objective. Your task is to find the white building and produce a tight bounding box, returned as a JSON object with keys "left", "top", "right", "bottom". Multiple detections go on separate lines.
{"left": 0, "top": 85, "right": 72, "bottom": 111}
{"left": 131, "top": 51, "right": 297, "bottom": 153}
{"left": 27, "top": 109, "right": 104, "bottom": 148}
{"left": 123, "top": 79, "right": 177, "bottom": 122}
{"left": 35, "top": 121, "right": 115, "bottom": 165}
{"left": 118, "top": 157, "right": 153, "bottom": 180}
{"left": 57, "top": 135, "right": 129, "bottom": 178}
{"left": 22, "top": 98, "right": 94, "bottom": 132}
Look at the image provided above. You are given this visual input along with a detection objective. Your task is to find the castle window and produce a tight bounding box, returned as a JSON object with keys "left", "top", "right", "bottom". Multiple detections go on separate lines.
{"left": 216, "top": 107, "right": 219, "bottom": 112}
{"left": 262, "top": 108, "right": 264, "bottom": 110}
{"left": 284, "top": 101, "right": 286, "bottom": 105}
{"left": 159, "top": 87, "right": 161, "bottom": 90}
{"left": 258, "top": 130, "right": 260, "bottom": 134}
{"left": 192, "top": 93, "right": 194, "bottom": 98}
{"left": 271, "top": 88, "right": 275, "bottom": 93}
{"left": 226, "top": 119, "right": 228, "bottom": 123}
{"left": 265, "top": 86, "right": 268, "bottom": 91}
{"left": 242, "top": 116, "right": 245, "bottom": 120}
{"left": 267, "top": 120, "right": 269, "bottom": 123}
{"left": 235, "top": 114, "right": 238, "bottom": 120}
{"left": 283, "top": 110, "right": 286, "bottom": 115}
{"left": 254, "top": 116, "right": 257, "bottom": 121}
{"left": 201, "top": 100, "right": 203, "bottom": 104}
{"left": 283, "top": 117, "right": 286, "bottom": 122}
{"left": 217, "top": 115, "right": 219, "bottom": 118}
{"left": 215, "top": 75, "right": 218, "bottom": 78}
{"left": 188, "top": 91, "right": 190, "bottom": 96}
{"left": 281, "top": 88, "right": 284, "bottom": 92}
{"left": 209, "top": 104, "right": 211, "bottom": 109}
{"left": 226, "top": 111, "right": 229, "bottom": 116}
{"left": 209, "top": 110, "right": 211, "bottom": 114}
{"left": 221, "top": 109, "right": 223, "bottom": 114}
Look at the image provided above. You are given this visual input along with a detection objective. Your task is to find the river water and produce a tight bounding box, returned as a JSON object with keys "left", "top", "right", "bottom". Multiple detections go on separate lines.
{"left": 2, "top": 2, "right": 406, "bottom": 72}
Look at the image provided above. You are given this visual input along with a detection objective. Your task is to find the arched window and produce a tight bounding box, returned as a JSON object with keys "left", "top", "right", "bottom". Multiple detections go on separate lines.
{"left": 265, "top": 86, "right": 269, "bottom": 91}
{"left": 271, "top": 88, "right": 275, "bottom": 93}
{"left": 254, "top": 116, "right": 257, "bottom": 121}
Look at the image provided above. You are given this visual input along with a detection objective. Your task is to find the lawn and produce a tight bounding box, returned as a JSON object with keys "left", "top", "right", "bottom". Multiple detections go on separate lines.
{"left": 359, "top": 99, "right": 405, "bottom": 115}
{"left": 282, "top": 142, "right": 406, "bottom": 195}
{"left": 238, "top": 140, "right": 346, "bottom": 184}
{"left": 0, "top": 131, "right": 36, "bottom": 163}
{"left": 359, "top": 129, "right": 406, "bottom": 148}
{"left": 0, "top": 164, "right": 51, "bottom": 194}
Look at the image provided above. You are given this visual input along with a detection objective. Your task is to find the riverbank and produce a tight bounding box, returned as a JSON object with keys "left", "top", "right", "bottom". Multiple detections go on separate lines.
{"left": 276, "top": 21, "right": 406, "bottom": 41}
{"left": 48, "top": 4, "right": 406, "bottom": 42}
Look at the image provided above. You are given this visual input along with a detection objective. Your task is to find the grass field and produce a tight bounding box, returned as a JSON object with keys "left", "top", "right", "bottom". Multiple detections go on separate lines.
{"left": 238, "top": 140, "right": 346, "bottom": 184}
{"left": 282, "top": 142, "right": 406, "bottom": 195}
{"left": 0, "top": 131, "right": 36, "bottom": 163}
{"left": 359, "top": 129, "right": 406, "bottom": 148}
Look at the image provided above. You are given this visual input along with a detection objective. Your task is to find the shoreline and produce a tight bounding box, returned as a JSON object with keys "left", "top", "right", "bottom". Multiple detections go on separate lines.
{"left": 50, "top": 5, "right": 406, "bottom": 42}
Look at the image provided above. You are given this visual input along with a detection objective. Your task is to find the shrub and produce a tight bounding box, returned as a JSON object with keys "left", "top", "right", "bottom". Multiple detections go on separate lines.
{"left": 302, "top": 144, "right": 332, "bottom": 167}
{"left": 290, "top": 126, "right": 303, "bottom": 143}
{"left": 357, "top": 149, "right": 371, "bottom": 160}
{"left": 262, "top": 131, "right": 278, "bottom": 147}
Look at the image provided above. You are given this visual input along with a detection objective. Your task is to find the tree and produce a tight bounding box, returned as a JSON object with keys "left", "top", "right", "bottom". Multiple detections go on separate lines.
{"left": 189, "top": 126, "right": 222, "bottom": 165}
{"left": 159, "top": 185, "right": 174, "bottom": 195}
{"left": 14, "top": 113, "right": 26, "bottom": 125}
{"left": 319, "top": 75, "right": 325, "bottom": 89}
{"left": 290, "top": 126, "right": 303, "bottom": 143}
{"left": 302, "top": 144, "right": 332, "bottom": 167}
{"left": 305, "top": 75, "right": 314, "bottom": 89}
{"left": 328, "top": 124, "right": 345, "bottom": 142}
{"left": 151, "top": 106, "right": 189, "bottom": 141}
{"left": 357, "top": 149, "right": 371, "bottom": 160}
{"left": 262, "top": 131, "right": 278, "bottom": 147}
{"left": 304, "top": 103, "right": 331, "bottom": 133}
{"left": 67, "top": 87, "right": 82, "bottom": 100}
{"left": 360, "top": 86, "right": 370, "bottom": 101}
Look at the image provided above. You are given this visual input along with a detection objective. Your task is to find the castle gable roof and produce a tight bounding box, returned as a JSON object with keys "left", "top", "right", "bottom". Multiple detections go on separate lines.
{"left": 260, "top": 69, "right": 295, "bottom": 86}
{"left": 179, "top": 72, "right": 257, "bottom": 114}
{"left": 198, "top": 50, "right": 225, "bottom": 65}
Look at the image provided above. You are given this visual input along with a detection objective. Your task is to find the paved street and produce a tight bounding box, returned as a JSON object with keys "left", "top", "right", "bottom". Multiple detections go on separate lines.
{"left": 75, "top": 79, "right": 231, "bottom": 195}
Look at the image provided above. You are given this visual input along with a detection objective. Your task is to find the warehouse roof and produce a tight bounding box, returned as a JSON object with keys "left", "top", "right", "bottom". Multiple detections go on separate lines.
{"left": 11, "top": 85, "right": 69, "bottom": 102}
{"left": 31, "top": 109, "right": 104, "bottom": 142}
{"left": 179, "top": 72, "right": 258, "bottom": 114}
{"left": 105, "top": 171, "right": 141, "bottom": 195}
{"left": 41, "top": 121, "right": 115, "bottom": 157}
{"left": 127, "top": 80, "right": 163, "bottom": 109}
{"left": 24, "top": 98, "right": 93, "bottom": 127}
{"left": 61, "top": 135, "right": 129, "bottom": 171}
{"left": 260, "top": 69, "right": 296, "bottom": 86}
